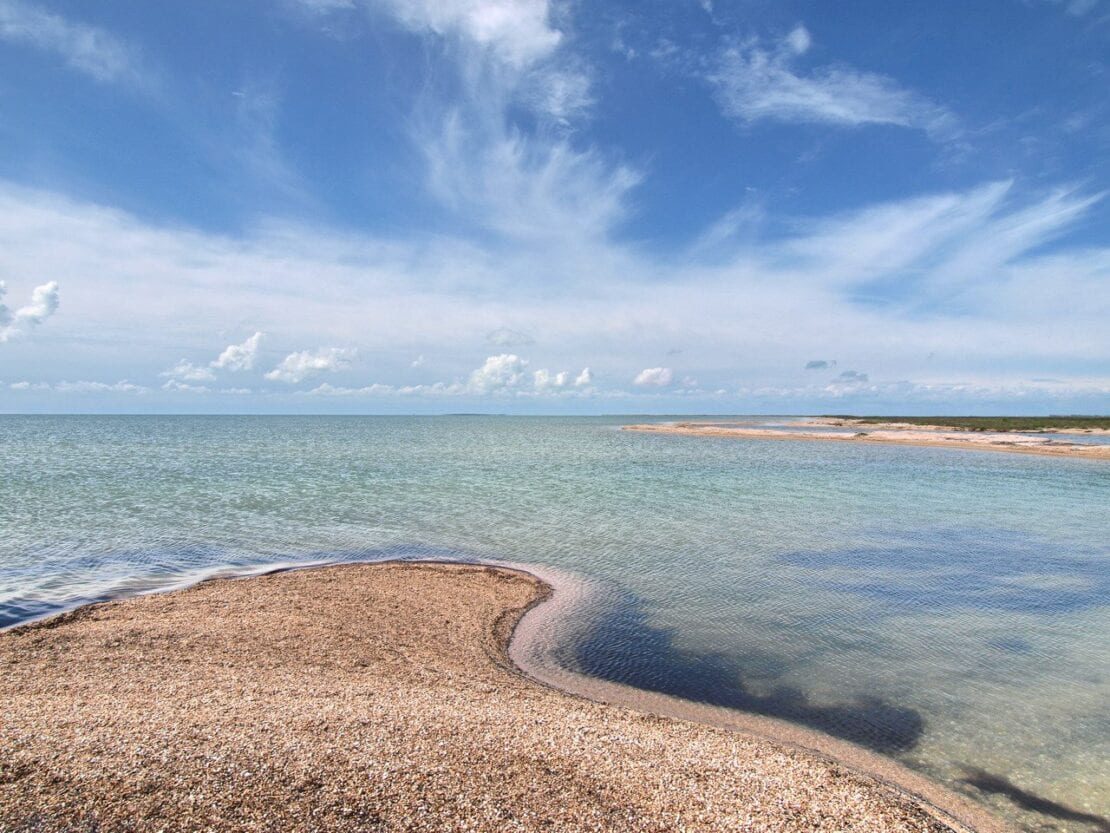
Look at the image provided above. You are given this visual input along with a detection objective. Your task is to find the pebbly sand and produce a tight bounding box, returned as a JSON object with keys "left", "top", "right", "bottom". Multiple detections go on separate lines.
{"left": 623, "top": 421, "right": 1110, "bottom": 459}
{"left": 1, "top": 562, "right": 1008, "bottom": 832}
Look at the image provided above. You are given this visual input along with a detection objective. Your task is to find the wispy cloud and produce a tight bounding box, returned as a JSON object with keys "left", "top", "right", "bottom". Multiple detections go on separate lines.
{"left": 374, "top": 0, "right": 634, "bottom": 244}
{"left": 374, "top": 0, "right": 561, "bottom": 69}
{"left": 709, "top": 25, "right": 957, "bottom": 139}
{"left": 0, "top": 0, "right": 146, "bottom": 87}
{"left": 2, "top": 177, "right": 1107, "bottom": 408}
{"left": 9, "top": 378, "right": 145, "bottom": 393}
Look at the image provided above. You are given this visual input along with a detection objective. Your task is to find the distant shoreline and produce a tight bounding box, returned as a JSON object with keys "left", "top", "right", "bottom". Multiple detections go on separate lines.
{"left": 623, "top": 419, "right": 1110, "bottom": 459}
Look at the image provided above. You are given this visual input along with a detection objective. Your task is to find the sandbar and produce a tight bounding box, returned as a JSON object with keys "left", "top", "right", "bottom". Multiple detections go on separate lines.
{"left": 1, "top": 562, "right": 1006, "bottom": 832}
{"left": 623, "top": 420, "right": 1110, "bottom": 459}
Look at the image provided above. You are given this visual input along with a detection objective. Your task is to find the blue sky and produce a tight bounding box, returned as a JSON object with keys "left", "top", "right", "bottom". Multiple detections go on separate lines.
{"left": 0, "top": 0, "right": 1108, "bottom": 414}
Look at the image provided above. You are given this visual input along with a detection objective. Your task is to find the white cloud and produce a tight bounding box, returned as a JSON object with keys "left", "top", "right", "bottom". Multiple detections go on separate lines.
{"left": 306, "top": 358, "right": 597, "bottom": 399}
{"left": 308, "top": 382, "right": 394, "bottom": 396}
{"left": 467, "top": 352, "right": 528, "bottom": 392}
{"left": 160, "top": 360, "right": 216, "bottom": 383}
{"left": 411, "top": 354, "right": 426, "bottom": 367}
{"left": 423, "top": 116, "right": 640, "bottom": 242}
{"left": 521, "top": 66, "right": 594, "bottom": 125}
{"left": 0, "top": 0, "right": 144, "bottom": 86}
{"left": 1, "top": 179, "right": 1107, "bottom": 410}
{"left": 212, "top": 331, "right": 264, "bottom": 371}
{"left": 532, "top": 368, "right": 569, "bottom": 389}
{"left": 710, "top": 25, "right": 956, "bottom": 139}
{"left": 374, "top": 0, "right": 561, "bottom": 68}
{"left": 0, "top": 279, "right": 59, "bottom": 342}
{"left": 634, "top": 367, "right": 673, "bottom": 387}
{"left": 15, "top": 379, "right": 146, "bottom": 393}
{"left": 161, "top": 379, "right": 251, "bottom": 394}
{"left": 265, "top": 346, "right": 356, "bottom": 383}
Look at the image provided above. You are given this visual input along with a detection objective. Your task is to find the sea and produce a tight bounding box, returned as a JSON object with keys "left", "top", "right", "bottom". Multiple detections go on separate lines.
{"left": 1, "top": 415, "right": 1106, "bottom": 832}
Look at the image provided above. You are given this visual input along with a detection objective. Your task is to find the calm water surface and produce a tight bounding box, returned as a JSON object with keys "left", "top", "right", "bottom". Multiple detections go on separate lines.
{"left": 1, "top": 416, "right": 1107, "bottom": 832}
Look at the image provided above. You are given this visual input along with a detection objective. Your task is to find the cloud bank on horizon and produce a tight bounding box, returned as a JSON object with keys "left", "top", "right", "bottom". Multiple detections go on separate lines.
{"left": 0, "top": 0, "right": 1108, "bottom": 413}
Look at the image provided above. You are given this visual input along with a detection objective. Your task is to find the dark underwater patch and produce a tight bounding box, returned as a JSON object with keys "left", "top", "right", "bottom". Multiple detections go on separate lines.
{"left": 564, "top": 587, "right": 925, "bottom": 755}
{"left": 960, "top": 767, "right": 1110, "bottom": 832}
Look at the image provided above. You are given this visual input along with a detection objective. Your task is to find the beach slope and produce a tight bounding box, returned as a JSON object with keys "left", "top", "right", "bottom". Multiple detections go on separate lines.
{"left": 3, "top": 562, "right": 981, "bottom": 832}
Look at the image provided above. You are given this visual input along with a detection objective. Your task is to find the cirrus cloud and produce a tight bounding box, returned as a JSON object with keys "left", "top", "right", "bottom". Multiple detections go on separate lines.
{"left": 710, "top": 25, "right": 957, "bottom": 140}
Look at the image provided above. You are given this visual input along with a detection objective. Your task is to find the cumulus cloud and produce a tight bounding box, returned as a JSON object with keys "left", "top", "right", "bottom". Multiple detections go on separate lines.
{"left": 633, "top": 367, "right": 674, "bottom": 387}
{"left": 710, "top": 25, "right": 957, "bottom": 139}
{"left": 0, "top": 0, "right": 145, "bottom": 86}
{"left": 307, "top": 358, "right": 595, "bottom": 398}
{"left": 805, "top": 359, "right": 837, "bottom": 370}
{"left": 265, "top": 347, "right": 356, "bottom": 383}
{"left": 0, "top": 279, "right": 59, "bottom": 342}
{"left": 467, "top": 352, "right": 528, "bottom": 392}
{"left": 532, "top": 368, "right": 570, "bottom": 389}
{"left": 212, "top": 331, "right": 263, "bottom": 371}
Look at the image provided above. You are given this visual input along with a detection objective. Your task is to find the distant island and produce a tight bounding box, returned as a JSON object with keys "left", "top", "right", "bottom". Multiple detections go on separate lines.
{"left": 624, "top": 416, "right": 1110, "bottom": 459}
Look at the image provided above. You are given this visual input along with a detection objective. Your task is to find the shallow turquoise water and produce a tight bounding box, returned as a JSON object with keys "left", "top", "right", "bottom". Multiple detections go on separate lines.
{"left": 1, "top": 415, "right": 1107, "bottom": 832}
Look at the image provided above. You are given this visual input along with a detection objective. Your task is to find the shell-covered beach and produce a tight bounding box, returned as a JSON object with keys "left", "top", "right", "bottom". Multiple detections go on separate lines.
{"left": 1, "top": 562, "right": 999, "bottom": 833}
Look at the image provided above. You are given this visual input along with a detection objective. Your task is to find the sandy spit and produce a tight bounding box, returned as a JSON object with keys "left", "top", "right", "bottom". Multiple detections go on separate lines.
{"left": 623, "top": 422, "right": 1110, "bottom": 459}
{"left": 1, "top": 562, "right": 1004, "bottom": 832}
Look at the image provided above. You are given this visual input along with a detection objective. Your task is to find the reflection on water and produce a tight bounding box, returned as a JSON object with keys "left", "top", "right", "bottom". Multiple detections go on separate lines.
{"left": 0, "top": 415, "right": 1107, "bottom": 832}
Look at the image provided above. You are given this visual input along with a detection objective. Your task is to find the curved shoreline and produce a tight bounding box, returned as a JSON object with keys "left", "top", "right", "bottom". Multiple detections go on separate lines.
{"left": 505, "top": 561, "right": 1010, "bottom": 833}
{"left": 1, "top": 557, "right": 1012, "bottom": 832}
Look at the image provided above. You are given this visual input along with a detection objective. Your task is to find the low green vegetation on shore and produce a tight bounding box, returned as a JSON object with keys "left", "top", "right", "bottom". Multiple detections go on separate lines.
{"left": 826, "top": 416, "right": 1110, "bottom": 432}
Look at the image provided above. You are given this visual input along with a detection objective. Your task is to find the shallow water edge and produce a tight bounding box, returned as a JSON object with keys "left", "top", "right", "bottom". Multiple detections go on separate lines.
{"left": 4, "top": 554, "right": 1011, "bottom": 833}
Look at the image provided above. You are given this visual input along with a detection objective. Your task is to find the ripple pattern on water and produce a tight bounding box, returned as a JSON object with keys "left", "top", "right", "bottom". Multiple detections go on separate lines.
{"left": 1, "top": 414, "right": 1107, "bottom": 832}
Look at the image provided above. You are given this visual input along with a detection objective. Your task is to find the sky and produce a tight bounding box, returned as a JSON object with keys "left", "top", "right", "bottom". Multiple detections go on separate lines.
{"left": 1, "top": 0, "right": 1108, "bottom": 414}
